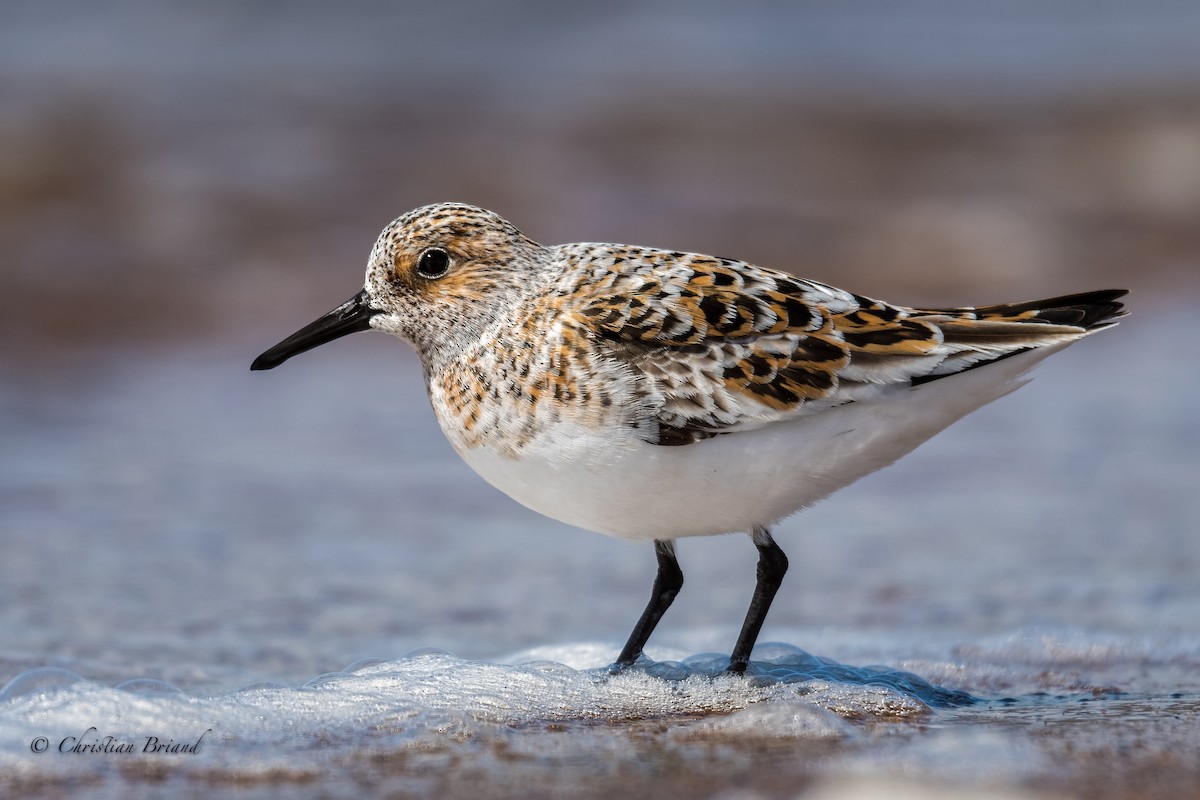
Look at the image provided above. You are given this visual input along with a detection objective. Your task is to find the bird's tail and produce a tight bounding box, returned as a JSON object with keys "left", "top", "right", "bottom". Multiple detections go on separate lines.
{"left": 935, "top": 289, "right": 1128, "bottom": 330}
{"left": 908, "top": 289, "right": 1128, "bottom": 384}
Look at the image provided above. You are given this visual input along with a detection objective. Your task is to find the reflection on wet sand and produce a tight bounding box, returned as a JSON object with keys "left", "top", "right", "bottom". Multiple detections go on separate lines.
{"left": 1, "top": 4, "right": 1198, "bottom": 798}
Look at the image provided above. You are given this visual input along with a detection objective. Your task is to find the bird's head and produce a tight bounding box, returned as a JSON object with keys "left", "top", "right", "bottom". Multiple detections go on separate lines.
{"left": 251, "top": 203, "right": 545, "bottom": 371}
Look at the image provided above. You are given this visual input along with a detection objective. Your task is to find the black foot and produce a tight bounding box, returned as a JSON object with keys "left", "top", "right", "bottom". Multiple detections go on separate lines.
{"left": 727, "top": 526, "right": 789, "bottom": 672}
{"left": 613, "top": 540, "right": 683, "bottom": 668}
{"left": 607, "top": 656, "right": 639, "bottom": 675}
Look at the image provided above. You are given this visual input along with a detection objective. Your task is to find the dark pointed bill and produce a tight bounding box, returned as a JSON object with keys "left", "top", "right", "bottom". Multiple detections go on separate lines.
{"left": 251, "top": 289, "right": 378, "bottom": 371}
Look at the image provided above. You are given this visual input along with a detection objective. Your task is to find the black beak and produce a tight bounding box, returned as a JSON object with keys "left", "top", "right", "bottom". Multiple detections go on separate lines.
{"left": 251, "top": 289, "right": 378, "bottom": 371}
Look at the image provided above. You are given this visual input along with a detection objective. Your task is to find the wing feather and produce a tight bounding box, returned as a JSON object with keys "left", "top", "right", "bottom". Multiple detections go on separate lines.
{"left": 560, "top": 243, "right": 1126, "bottom": 445}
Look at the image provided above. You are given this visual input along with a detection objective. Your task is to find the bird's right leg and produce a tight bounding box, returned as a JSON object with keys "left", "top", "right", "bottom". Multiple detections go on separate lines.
{"left": 612, "top": 539, "right": 683, "bottom": 671}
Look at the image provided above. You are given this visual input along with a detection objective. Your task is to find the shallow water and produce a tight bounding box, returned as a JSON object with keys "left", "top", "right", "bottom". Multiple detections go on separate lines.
{"left": 1, "top": 302, "right": 1198, "bottom": 797}
{"left": 2, "top": 2, "right": 1199, "bottom": 795}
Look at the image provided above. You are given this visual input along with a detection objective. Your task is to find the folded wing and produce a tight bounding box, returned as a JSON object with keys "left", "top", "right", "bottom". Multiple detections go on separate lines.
{"left": 566, "top": 246, "right": 1126, "bottom": 445}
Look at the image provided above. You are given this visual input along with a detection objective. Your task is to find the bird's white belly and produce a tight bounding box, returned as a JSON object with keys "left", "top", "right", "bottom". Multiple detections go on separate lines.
{"left": 451, "top": 347, "right": 1062, "bottom": 540}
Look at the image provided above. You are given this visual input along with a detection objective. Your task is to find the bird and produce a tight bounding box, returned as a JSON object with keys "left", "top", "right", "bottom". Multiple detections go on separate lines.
{"left": 251, "top": 202, "right": 1126, "bottom": 674}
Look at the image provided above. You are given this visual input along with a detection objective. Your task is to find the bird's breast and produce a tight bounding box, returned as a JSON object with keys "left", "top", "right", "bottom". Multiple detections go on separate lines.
{"left": 425, "top": 339, "right": 647, "bottom": 458}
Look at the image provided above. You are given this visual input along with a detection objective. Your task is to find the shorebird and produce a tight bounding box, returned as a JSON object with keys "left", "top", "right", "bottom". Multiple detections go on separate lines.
{"left": 252, "top": 203, "right": 1126, "bottom": 673}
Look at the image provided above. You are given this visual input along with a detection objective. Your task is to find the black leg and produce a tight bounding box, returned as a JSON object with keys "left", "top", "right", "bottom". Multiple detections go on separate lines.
{"left": 728, "top": 526, "right": 789, "bottom": 674}
{"left": 613, "top": 539, "right": 683, "bottom": 670}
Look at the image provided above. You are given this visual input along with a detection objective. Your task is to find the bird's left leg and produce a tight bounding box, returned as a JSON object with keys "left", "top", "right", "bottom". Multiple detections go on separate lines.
{"left": 727, "top": 525, "right": 789, "bottom": 674}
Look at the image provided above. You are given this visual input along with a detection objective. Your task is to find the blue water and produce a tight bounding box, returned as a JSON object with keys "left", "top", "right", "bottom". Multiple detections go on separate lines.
{"left": 3, "top": 1, "right": 1199, "bottom": 97}
{"left": 2, "top": 3, "right": 1198, "bottom": 795}
{"left": 1, "top": 303, "right": 1198, "bottom": 797}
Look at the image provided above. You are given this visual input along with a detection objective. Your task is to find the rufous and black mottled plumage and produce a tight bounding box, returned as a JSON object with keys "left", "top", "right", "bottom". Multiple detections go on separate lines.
{"left": 253, "top": 203, "right": 1127, "bottom": 674}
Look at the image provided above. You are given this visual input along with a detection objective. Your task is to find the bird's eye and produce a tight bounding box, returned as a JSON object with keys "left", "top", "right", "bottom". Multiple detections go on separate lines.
{"left": 416, "top": 248, "right": 451, "bottom": 279}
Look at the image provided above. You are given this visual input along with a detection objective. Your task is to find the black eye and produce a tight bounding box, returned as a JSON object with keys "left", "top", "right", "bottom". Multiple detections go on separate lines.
{"left": 416, "top": 248, "right": 451, "bottom": 279}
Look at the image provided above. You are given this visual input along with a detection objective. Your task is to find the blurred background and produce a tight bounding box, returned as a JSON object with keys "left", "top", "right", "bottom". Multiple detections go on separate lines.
{"left": 3, "top": 0, "right": 1200, "bottom": 684}
{"left": 3, "top": 0, "right": 1200, "bottom": 677}
{"left": 2, "top": 3, "right": 1199, "bottom": 797}
{"left": 2, "top": 0, "right": 1198, "bottom": 363}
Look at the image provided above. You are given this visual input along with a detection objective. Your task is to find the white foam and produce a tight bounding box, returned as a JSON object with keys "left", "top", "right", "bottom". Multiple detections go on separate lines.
{"left": 0, "top": 645, "right": 949, "bottom": 784}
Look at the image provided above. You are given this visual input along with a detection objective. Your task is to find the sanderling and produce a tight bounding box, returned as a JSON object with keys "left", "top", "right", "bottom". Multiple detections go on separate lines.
{"left": 252, "top": 203, "right": 1126, "bottom": 674}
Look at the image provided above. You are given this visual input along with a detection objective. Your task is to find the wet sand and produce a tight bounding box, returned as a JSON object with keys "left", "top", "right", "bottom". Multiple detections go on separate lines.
{"left": 2, "top": 4, "right": 1199, "bottom": 797}
{"left": 2, "top": 304, "right": 1198, "bottom": 799}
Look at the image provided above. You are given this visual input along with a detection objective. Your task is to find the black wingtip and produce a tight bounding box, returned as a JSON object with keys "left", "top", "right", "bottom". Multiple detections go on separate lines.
{"left": 1038, "top": 288, "right": 1128, "bottom": 330}
{"left": 966, "top": 289, "right": 1129, "bottom": 330}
